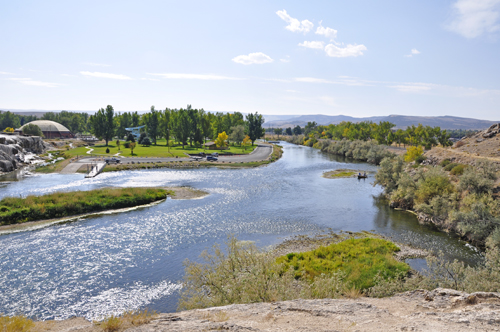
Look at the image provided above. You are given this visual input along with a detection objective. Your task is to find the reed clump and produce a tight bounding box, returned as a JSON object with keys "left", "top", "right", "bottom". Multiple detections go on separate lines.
{"left": 0, "top": 188, "right": 169, "bottom": 225}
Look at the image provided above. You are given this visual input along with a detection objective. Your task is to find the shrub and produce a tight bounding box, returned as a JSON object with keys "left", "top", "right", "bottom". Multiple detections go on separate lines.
{"left": 97, "top": 315, "right": 122, "bottom": 332}
{"left": 126, "top": 134, "right": 135, "bottom": 142}
{"left": 106, "top": 148, "right": 110, "bottom": 153}
{"left": 450, "top": 164, "right": 466, "bottom": 175}
{"left": 123, "top": 142, "right": 130, "bottom": 149}
{"left": 141, "top": 137, "right": 151, "bottom": 146}
{"left": 455, "top": 140, "right": 465, "bottom": 148}
{"left": 444, "top": 163, "right": 459, "bottom": 171}
{"left": 414, "top": 167, "right": 454, "bottom": 205}
{"left": 440, "top": 159, "right": 451, "bottom": 167}
{"left": 0, "top": 315, "right": 34, "bottom": 332}
{"left": 458, "top": 160, "right": 497, "bottom": 194}
{"left": 415, "top": 154, "right": 426, "bottom": 165}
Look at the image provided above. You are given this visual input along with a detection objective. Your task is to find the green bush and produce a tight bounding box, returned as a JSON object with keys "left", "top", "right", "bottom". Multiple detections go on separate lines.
{"left": 276, "top": 238, "right": 409, "bottom": 289}
{"left": 106, "top": 148, "right": 110, "bottom": 153}
{"left": 444, "top": 163, "right": 459, "bottom": 171}
{"left": 440, "top": 159, "right": 451, "bottom": 167}
{"left": 450, "top": 164, "right": 466, "bottom": 175}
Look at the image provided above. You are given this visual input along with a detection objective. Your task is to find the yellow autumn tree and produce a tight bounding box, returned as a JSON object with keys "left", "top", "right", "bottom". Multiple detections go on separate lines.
{"left": 404, "top": 145, "right": 424, "bottom": 162}
{"left": 242, "top": 135, "right": 251, "bottom": 150}
{"left": 215, "top": 131, "right": 228, "bottom": 151}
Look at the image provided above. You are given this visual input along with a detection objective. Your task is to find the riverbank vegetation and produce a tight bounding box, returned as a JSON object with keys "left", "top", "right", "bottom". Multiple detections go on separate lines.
{"left": 179, "top": 233, "right": 500, "bottom": 310}
{"left": 285, "top": 136, "right": 394, "bottom": 165}
{"left": 0, "top": 188, "right": 169, "bottom": 225}
{"left": 178, "top": 235, "right": 409, "bottom": 310}
{"left": 322, "top": 169, "right": 357, "bottom": 178}
{"left": 375, "top": 155, "right": 500, "bottom": 249}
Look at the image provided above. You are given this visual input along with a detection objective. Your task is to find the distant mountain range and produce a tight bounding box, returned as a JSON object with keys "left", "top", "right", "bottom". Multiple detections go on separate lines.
{"left": 262, "top": 114, "right": 500, "bottom": 130}
{"left": 3, "top": 109, "right": 498, "bottom": 130}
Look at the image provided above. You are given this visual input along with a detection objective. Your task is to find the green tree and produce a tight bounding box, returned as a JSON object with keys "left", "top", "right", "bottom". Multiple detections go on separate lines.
{"left": 89, "top": 105, "right": 115, "bottom": 146}
{"left": 293, "top": 125, "right": 302, "bottom": 135}
{"left": 160, "top": 108, "right": 172, "bottom": 149}
{"left": 229, "top": 125, "right": 245, "bottom": 146}
{"left": 246, "top": 112, "right": 264, "bottom": 145}
{"left": 129, "top": 142, "right": 136, "bottom": 155}
{"left": 175, "top": 108, "right": 190, "bottom": 149}
{"left": 274, "top": 128, "right": 283, "bottom": 138}
{"left": 145, "top": 106, "right": 159, "bottom": 145}
{"left": 22, "top": 123, "right": 43, "bottom": 136}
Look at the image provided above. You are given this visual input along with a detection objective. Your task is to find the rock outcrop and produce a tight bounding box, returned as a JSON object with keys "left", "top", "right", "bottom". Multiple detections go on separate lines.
{"left": 126, "top": 288, "right": 500, "bottom": 332}
{"left": 0, "top": 134, "right": 46, "bottom": 173}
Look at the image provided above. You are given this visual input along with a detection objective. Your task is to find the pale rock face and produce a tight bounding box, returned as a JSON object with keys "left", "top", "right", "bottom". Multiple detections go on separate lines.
{"left": 0, "top": 134, "right": 46, "bottom": 173}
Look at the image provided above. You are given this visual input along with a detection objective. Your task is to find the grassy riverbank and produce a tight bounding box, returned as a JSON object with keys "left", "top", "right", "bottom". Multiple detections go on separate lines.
{"left": 101, "top": 145, "right": 283, "bottom": 172}
{"left": 65, "top": 139, "right": 257, "bottom": 158}
{"left": 0, "top": 188, "right": 169, "bottom": 225}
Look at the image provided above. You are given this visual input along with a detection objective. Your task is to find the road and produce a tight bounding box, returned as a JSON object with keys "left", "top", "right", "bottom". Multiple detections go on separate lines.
{"left": 61, "top": 144, "right": 274, "bottom": 173}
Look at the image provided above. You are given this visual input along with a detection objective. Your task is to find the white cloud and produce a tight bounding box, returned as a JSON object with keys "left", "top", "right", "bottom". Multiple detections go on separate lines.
{"left": 446, "top": 0, "right": 500, "bottom": 38}
{"left": 232, "top": 52, "right": 274, "bottom": 65}
{"left": 390, "top": 83, "right": 433, "bottom": 93}
{"left": 9, "top": 78, "right": 60, "bottom": 87}
{"left": 148, "top": 73, "right": 241, "bottom": 80}
{"left": 140, "top": 77, "right": 160, "bottom": 81}
{"left": 298, "top": 41, "right": 325, "bottom": 49}
{"left": 80, "top": 71, "right": 132, "bottom": 80}
{"left": 83, "top": 62, "right": 111, "bottom": 67}
{"left": 404, "top": 48, "right": 421, "bottom": 57}
{"left": 325, "top": 44, "right": 367, "bottom": 57}
{"left": 294, "top": 77, "right": 332, "bottom": 83}
{"left": 315, "top": 23, "right": 338, "bottom": 40}
{"left": 0, "top": 71, "right": 14, "bottom": 75}
{"left": 276, "top": 9, "right": 313, "bottom": 33}
{"left": 280, "top": 56, "right": 291, "bottom": 63}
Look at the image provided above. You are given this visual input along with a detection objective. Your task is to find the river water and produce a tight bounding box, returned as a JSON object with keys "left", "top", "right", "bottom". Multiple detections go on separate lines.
{"left": 0, "top": 142, "right": 481, "bottom": 320}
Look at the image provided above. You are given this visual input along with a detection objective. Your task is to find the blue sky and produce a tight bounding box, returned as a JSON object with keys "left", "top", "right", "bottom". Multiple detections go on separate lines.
{"left": 1, "top": 0, "right": 500, "bottom": 120}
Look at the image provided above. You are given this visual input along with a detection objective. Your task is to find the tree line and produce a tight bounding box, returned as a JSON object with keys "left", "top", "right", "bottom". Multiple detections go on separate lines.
{"left": 89, "top": 105, "right": 265, "bottom": 148}
{"left": 0, "top": 110, "right": 89, "bottom": 134}
{"left": 275, "top": 120, "right": 453, "bottom": 149}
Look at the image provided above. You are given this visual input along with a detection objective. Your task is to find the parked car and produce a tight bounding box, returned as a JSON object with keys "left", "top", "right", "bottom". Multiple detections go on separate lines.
{"left": 211, "top": 152, "right": 219, "bottom": 157}
{"left": 206, "top": 155, "right": 218, "bottom": 161}
{"left": 104, "top": 157, "right": 121, "bottom": 164}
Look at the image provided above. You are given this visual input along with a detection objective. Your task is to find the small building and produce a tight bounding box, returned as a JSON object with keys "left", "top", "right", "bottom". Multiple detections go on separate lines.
{"left": 203, "top": 141, "right": 228, "bottom": 150}
{"left": 17, "top": 120, "right": 74, "bottom": 138}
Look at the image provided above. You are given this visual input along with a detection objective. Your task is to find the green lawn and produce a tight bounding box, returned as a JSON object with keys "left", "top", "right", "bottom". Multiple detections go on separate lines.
{"left": 65, "top": 139, "right": 257, "bottom": 158}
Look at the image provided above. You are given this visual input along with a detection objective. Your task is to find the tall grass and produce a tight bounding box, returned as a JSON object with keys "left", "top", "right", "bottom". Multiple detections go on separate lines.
{"left": 0, "top": 188, "right": 169, "bottom": 225}
{"left": 0, "top": 315, "right": 34, "bottom": 332}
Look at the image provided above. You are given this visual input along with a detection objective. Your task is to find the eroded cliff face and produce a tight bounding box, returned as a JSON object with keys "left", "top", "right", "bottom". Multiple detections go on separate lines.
{"left": 0, "top": 134, "right": 46, "bottom": 173}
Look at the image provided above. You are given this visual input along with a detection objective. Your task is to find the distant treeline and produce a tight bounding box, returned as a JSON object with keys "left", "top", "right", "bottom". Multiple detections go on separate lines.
{"left": 1, "top": 107, "right": 266, "bottom": 148}
{"left": 0, "top": 110, "right": 89, "bottom": 133}
{"left": 88, "top": 105, "right": 265, "bottom": 147}
{"left": 278, "top": 121, "right": 453, "bottom": 149}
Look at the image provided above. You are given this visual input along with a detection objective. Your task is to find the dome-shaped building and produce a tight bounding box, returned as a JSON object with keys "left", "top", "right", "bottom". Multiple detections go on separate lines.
{"left": 18, "top": 120, "right": 74, "bottom": 138}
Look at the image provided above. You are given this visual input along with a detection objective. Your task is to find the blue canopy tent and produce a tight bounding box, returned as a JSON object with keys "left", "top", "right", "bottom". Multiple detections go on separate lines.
{"left": 125, "top": 125, "right": 145, "bottom": 139}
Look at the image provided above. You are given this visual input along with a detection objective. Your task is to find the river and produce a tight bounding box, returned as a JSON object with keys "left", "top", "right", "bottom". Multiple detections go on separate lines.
{"left": 0, "top": 142, "right": 482, "bottom": 320}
